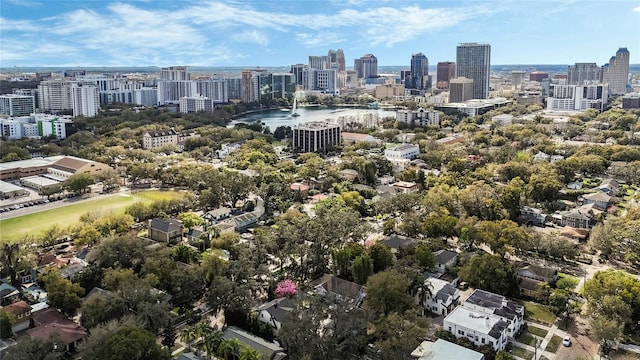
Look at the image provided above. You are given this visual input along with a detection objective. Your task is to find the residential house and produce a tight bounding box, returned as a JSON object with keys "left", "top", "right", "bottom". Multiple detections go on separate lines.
{"left": 598, "top": 179, "right": 619, "bottom": 196}
{"left": 222, "top": 326, "right": 287, "bottom": 360}
{"left": 2, "top": 300, "right": 31, "bottom": 332}
{"left": 434, "top": 250, "right": 458, "bottom": 272}
{"left": 423, "top": 277, "right": 460, "bottom": 316}
{"left": 217, "top": 142, "right": 242, "bottom": 159}
{"left": 222, "top": 212, "right": 259, "bottom": 232}
{"left": 176, "top": 353, "right": 205, "bottom": 360}
{"left": 580, "top": 192, "right": 612, "bottom": 210}
{"left": 519, "top": 206, "right": 546, "bottom": 226}
{"left": 313, "top": 274, "right": 365, "bottom": 305}
{"left": 27, "top": 308, "right": 87, "bottom": 352}
{"left": 290, "top": 182, "right": 310, "bottom": 195}
{"left": 339, "top": 169, "right": 359, "bottom": 181}
{"left": 411, "top": 339, "right": 485, "bottom": 360}
{"left": 202, "top": 207, "right": 231, "bottom": 223}
{"left": 60, "top": 262, "right": 86, "bottom": 280}
{"left": 215, "top": 222, "right": 236, "bottom": 234}
{"left": 391, "top": 181, "right": 419, "bottom": 193}
{"left": 443, "top": 306, "right": 510, "bottom": 351}
{"left": 254, "top": 297, "right": 294, "bottom": 334}
{"left": 379, "top": 235, "right": 416, "bottom": 254}
{"left": 515, "top": 262, "right": 558, "bottom": 297}
{"left": 559, "top": 209, "right": 597, "bottom": 229}
{"left": 559, "top": 226, "right": 590, "bottom": 242}
{"left": 463, "top": 289, "right": 525, "bottom": 339}
{"left": 186, "top": 228, "right": 207, "bottom": 245}
{"left": 148, "top": 218, "right": 183, "bottom": 244}
{"left": 533, "top": 152, "right": 550, "bottom": 161}
{"left": 0, "top": 283, "right": 19, "bottom": 306}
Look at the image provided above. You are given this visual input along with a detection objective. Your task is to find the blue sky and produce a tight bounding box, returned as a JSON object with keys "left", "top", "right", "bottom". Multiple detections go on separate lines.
{"left": 1, "top": 0, "right": 639, "bottom": 67}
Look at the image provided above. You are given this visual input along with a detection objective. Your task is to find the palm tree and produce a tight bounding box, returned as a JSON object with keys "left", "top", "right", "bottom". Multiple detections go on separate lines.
{"left": 197, "top": 329, "right": 224, "bottom": 359}
{"left": 239, "top": 345, "right": 263, "bottom": 360}
{"left": 180, "top": 324, "right": 199, "bottom": 351}
{"left": 217, "top": 338, "right": 242, "bottom": 360}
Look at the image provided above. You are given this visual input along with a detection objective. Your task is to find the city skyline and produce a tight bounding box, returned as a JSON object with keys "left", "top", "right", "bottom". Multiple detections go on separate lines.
{"left": 0, "top": 1, "right": 639, "bottom": 67}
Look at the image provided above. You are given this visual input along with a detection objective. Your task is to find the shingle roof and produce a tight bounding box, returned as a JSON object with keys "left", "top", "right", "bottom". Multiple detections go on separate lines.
{"left": 464, "top": 289, "right": 523, "bottom": 321}
{"left": 222, "top": 326, "right": 286, "bottom": 360}
{"left": 28, "top": 308, "right": 86, "bottom": 345}
{"left": 313, "top": 274, "right": 363, "bottom": 301}
{"left": 2, "top": 300, "right": 31, "bottom": 315}
{"left": 516, "top": 262, "right": 558, "bottom": 280}
{"left": 434, "top": 250, "right": 458, "bottom": 265}
{"left": 379, "top": 235, "right": 416, "bottom": 249}
{"left": 150, "top": 218, "right": 182, "bottom": 233}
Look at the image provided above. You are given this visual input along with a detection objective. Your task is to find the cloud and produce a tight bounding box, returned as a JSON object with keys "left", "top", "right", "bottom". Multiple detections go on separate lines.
{"left": 542, "top": 0, "right": 579, "bottom": 15}
{"left": 634, "top": 5, "right": 640, "bottom": 12}
{"left": 232, "top": 30, "right": 269, "bottom": 46}
{"left": 295, "top": 32, "right": 346, "bottom": 47}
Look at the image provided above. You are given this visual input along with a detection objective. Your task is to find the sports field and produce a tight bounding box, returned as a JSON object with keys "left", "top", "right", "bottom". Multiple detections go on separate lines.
{"left": 0, "top": 190, "right": 184, "bottom": 242}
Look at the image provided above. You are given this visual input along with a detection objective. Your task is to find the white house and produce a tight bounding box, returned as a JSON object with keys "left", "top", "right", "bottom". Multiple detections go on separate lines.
{"left": 254, "top": 297, "right": 294, "bottom": 334}
{"left": 384, "top": 144, "right": 420, "bottom": 161}
{"left": 411, "top": 339, "right": 485, "bottom": 360}
{"left": 434, "top": 250, "right": 458, "bottom": 272}
{"left": 443, "top": 306, "right": 509, "bottom": 351}
{"left": 423, "top": 277, "right": 460, "bottom": 316}
{"left": 463, "top": 289, "right": 525, "bottom": 339}
{"left": 217, "top": 142, "right": 242, "bottom": 159}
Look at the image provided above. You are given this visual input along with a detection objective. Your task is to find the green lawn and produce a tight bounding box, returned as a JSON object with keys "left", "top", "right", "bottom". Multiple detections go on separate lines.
{"left": 0, "top": 190, "right": 183, "bottom": 242}
{"left": 544, "top": 335, "right": 562, "bottom": 353}
{"left": 511, "top": 346, "right": 534, "bottom": 360}
{"left": 527, "top": 325, "right": 549, "bottom": 338}
{"left": 520, "top": 301, "right": 557, "bottom": 325}
{"left": 517, "top": 333, "right": 537, "bottom": 346}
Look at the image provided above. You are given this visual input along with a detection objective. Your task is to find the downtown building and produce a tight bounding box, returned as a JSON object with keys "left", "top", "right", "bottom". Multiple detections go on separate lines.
{"left": 436, "top": 62, "right": 456, "bottom": 89}
{"left": 293, "top": 121, "right": 341, "bottom": 153}
{"left": 456, "top": 43, "right": 491, "bottom": 99}
{"left": 71, "top": 82, "right": 100, "bottom": 117}
{"left": 408, "top": 53, "right": 429, "bottom": 91}
{"left": 546, "top": 84, "right": 608, "bottom": 111}
{"left": 0, "top": 94, "right": 35, "bottom": 116}
{"left": 354, "top": 54, "right": 378, "bottom": 79}
{"left": 602, "top": 47, "right": 630, "bottom": 94}
{"left": 449, "top": 77, "right": 474, "bottom": 103}
{"left": 179, "top": 95, "right": 215, "bottom": 113}
{"left": 567, "top": 63, "right": 602, "bottom": 85}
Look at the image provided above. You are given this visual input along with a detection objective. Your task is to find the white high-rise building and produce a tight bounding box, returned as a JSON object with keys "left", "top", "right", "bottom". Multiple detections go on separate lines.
{"left": 316, "top": 69, "right": 338, "bottom": 94}
{"left": 157, "top": 80, "right": 194, "bottom": 105}
{"left": 179, "top": 95, "right": 215, "bottom": 113}
{"left": 195, "top": 79, "right": 228, "bottom": 103}
{"left": 603, "top": 48, "right": 630, "bottom": 94}
{"left": 38, "top": 80, "right": 73, "bottom": 111}
{"left": 71, "top": 83, "right": 99, "bottom": 117}
{"left": 160, "top": 66, "right": 190, "bottom": 81}
{"left": 456, "top": 43, "right": 491, "bottom": 99}
{"left": 0, "top": 94, "right": 35, "bottom": 116}
{"left": 134, "top": 87, "right": 159, "bottom": 107}
{"left": 293, "top": 121, "right": 341, "bottom": 153}
{"left": 546, "top": 84, "right": 608, "bottom": 111}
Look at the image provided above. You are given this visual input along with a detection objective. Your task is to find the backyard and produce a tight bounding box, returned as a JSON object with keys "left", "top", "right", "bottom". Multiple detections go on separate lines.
{"left": 519, "top": 301, "right": 557, "bottom": 326}
{"left": 0, "top": 190, "right": 184, "bottom": 242}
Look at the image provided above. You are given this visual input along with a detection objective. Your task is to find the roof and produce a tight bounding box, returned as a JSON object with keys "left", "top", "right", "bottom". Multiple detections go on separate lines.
{"left": 144, "top": 128, "right": 178, "bottom": 137}
{"left": 176, "top": 353, "right": 204, "bottom": 360}
{"left": 51, "top": 156, "right": 92, "bottom": 172}
{"left": 313, "top": 274, "right": 363, "bottom": 301}
{"left": 206, "top": 207, "right": 231, "bottom": 218}
{"left": 149, "top": 218, "right": 182, "bottom": 233}
{"left": 290, "top": 182, "right": 310, "bottom": 191}
{"left": 28, "top": 308, "right": 86, "bottom": 344}
{"left": 0, "top": 158, "right": 55, "bottom": 171}
{"left": 0, "top": 180, "right": 24, "bottom": 194}
{"left": 379, "top": 235, "right": 416, "bottom": 249}
{"left": 256, "top": 297, "right": 295, "bottom": 323}
{"left": 559, "top": 226, "right": 589, "bottom": 239}
{"left": 2, "top": 300, "right": 31, "bottom": 315}
{"left": 0, "top": 283, "right": 18, "bottom": 298}
{"left": 434, "top": 250, "right": 458, "bottom": 265}
{"left": 426, "top": 278, "right": 458, "bottom": 303}
{"left": 515, "top": 262, "right": 558, "bottom": 280}
{"left": 186, "top": 228, "right": 204, "bottom": 238}
{"left": 582, "top": 192, "right": 612, "bottom": 202}
{"left": 390, "top": 143, "right": 419, "bottom": 152}
{"left": 411, "top": 339, "right": 485, "bottom": 360}
{"left": 519, "top": 277, "right": 542, "bottom": 292}
{"left": 464, "top": 289, "right": 524, "bottom": 321}
{"left": 444, "top": 306, "right": 507, "bottom": 340}
{"left": 222, "top": 326, "right": 286, "bottom": 360}
{"left": 60, "top": 263, "right": 86, "bottom": 279}
{"left": 85, "top": 287, "right": 112, "bottom": 300}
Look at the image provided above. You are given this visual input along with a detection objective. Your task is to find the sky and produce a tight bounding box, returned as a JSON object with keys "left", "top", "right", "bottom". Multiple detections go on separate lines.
{"left": 0, "top": 0, "right": 639, "bottom": 68}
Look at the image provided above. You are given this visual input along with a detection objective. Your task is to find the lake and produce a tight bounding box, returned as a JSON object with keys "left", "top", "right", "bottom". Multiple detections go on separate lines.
{"left": 230, "top": 107, "right": 397, "bottom": 130}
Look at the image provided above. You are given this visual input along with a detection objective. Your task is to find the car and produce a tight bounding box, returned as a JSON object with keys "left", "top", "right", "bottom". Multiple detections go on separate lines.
{"left": 562, "top": 336, "right": 571, "bottom": 347}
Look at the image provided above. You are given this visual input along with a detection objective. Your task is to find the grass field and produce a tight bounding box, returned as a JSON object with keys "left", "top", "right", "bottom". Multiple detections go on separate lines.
{"left": 0, "top": 190, "right": 184, "bottom": 242}
{"left": 519, "top": 301, "right": 557, "bottom": 325}
{"left": 528, "top": 325, "right": 549, "bottom": 338}
{"left": 545, "top": 335, "right": 562, "bottom": 353}
{"left": 511, "top": 346, "right": 534, "bottom": 360}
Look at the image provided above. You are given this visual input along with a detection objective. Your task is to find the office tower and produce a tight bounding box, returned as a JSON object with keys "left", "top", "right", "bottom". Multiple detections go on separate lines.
{"left": 302, "top": 68, "right": 317, "bottom": 90}
{"left": 0, "top": 94, "right": 35, "bottom": 116}
{"left": 71, "top": 83, "right": 99, "bottom": 117}
{"left": 456, "top": 43, "right": 491, "bottom": 99}
{"left": 437, "top": 62, "right": 456, "bottom": 89}
{"left": 603, "top": 47, "right": 630, "bottom": 94}
{"left": 290, "top": 64, "right": 306, "bottom": 85}
{"left": 409, "top": 53, "right": 429, "bottom": 90}
{"left": 354, "top": 54, "right": 378, "bottom": 79}
{"left": 293, "top": 121, "right": 341, "bottom": 153}
{"left": 241, "top": 69, "right": 268, "bottom": 103}
{"left": 160, "top": 66, "right": 190, "bottom": 81}
{"left": 529, "top": 71, "right": 549, "bottom": 82}
{"left": 401, "top": 69, "right": 411, "bottom": 86}
{"left": 449, "top": 77, "right": 474, "bottom": 102}
{"left": 335, "top": 49, "right": 346, "bottom": 71}
{"left": 316, "top": 69, "right": 338, "bottom": 94}
{"left": 38, "top": 80, "right": 73, "bottom": 111}
{"left": 270, "top": 73, "right": 296, "bottom": 99}
{"left": 511, "top": 70, "right": 526, "bottom": 90}
{"left": 309, "top": 56, "right": 328, "bottom": 70}
{"left": 567, "top": 63, "right": 602, "bottom": 85}
{"left": 226, "top": 78, "right": 242, "bottom": 101}
{"left": 546, "top": 84, "right": 608, "bottom": 111}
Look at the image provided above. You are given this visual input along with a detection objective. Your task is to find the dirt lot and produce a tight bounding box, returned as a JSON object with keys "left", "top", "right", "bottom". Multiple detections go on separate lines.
{"left": 555, "top": 316, "right": 600, "bottom": 360}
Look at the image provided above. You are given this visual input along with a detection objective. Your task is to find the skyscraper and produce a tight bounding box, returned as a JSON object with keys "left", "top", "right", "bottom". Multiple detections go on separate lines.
{"left": 309, "top": 56, "right": 328, "bottom": 70}
{"left": 449, "top": 77, "right": 474, "bottom": 102}
{"left": 160, "top": 66, "right": 190, "bottom": 81}
{"left": 436, "top": 62, "right": 456, "bottom": 89}
{"left": 456, "top": 43, "right": 491, "bottom": 99}
{"left": 567, "top": 63, "right": 602, "bottom": 85}
{"left": 409, "top": 53, "right": 429, "bottom": 90}
{"left": 603, "top": 48, "right": 630, "bottom": 94}
{"left": 328, "top": 49, "right": 346, "bottom": 71}
{"left": 354, "top": 54, "right": 378, "bottom": 79}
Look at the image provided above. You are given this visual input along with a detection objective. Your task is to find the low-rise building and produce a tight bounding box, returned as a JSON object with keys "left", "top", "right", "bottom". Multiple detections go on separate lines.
{"left": 379, "top": 235, "right": 416, "bottom": 254}
{"left": 202, "top": 207, "right": 231, "bottom": 223}
{"left": 462, "top": 289, "right": 524, "bottom": 339}
{"left": 313, "top": 274, "right": 365, "bottom": 305}
{"left": 434, "top": 250, "right": 458, "bottom": 272}
{"left": 1, "top": 300, "right": 31, "bottom": 332}
{"left": 443, "top": 306, "right": 509, "bottom": 351}
{"left": 423, "top": 277, "right": 460, "bottom": 316}
{"left": 396, "top": 109, "right": 440, "bottom": 127}
{"left": 580, "top": 192, "right": 612, "bottom": 210}
{"left": 217, "top": 142, "right": 243, "bottom": 159}
{"left": 292, "top": 121, "right": 341, "bottom": 153}
{"left": 27, "top": 308, "right": 87, "bottom": 352}
{"left": 391, "top": 181, "right": 419, "bottom": 193}
{"left": 142, "top": 128, "right": 178, "bottom": 149}
{"left": 411, "top": 339, "right": 485, "bottom": 360}
{"left": 254, "top": 297, "right": 295, "bottom": 334}
{"left": 384, "top": 144, "right": 420, "bottom": 161}
{"left": 148, "top": 218, "right": 183, "bottom": 244}
{"left": 222, "top": 326, "right": 287, "bottom": 360}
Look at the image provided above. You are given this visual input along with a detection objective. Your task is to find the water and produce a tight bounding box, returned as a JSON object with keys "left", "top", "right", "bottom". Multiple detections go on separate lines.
{"left": 230, "top": 107, "right": 396, "bottom": 130}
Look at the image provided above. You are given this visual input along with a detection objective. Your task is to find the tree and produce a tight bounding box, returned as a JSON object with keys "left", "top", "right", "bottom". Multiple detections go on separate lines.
{"left": 365, "top": 269, "right": 414, "bottom": 317}
{"left": 583, "top": 269, "right": 640, "bottom": 328}
{"left": 64, "top": 173, "right": 95, "bottom": 195}
{"left": 88, "top": 235, "right": 147, "bottom": 271}
{"left": 220, "top": 170, "right": 255, "bottom": 208}
{"left": 369, "top": 243, "right": 393, "bottom": 273}
{"left": 178, "top": 212, "right": 204, "bottom": 231}
{"left": 38, "top": 268, "right": 84, "bottom": 317}
{"left": 590, "top": 315, "right": 624, "bottom": 353}
{"left": 161, "top": 317, "right": 177, "bottom": 349}
{"left": 80, "top": 325, "right": 170, "bottom": 360}
{"left": 0, "top": 309, "right": 13, "bottom": 339}
{"left": 274, "top": 279, "right": 297, "bottom": 298}
{"left": 352, "top": 254, "right": 374, "bottom": 285}
{"left": 3, "top": 337, "right": 64, "bottom": 360}
{"left": 414, "top": 243, "right": 435, "bottom": 270}
{"left": 74, "top": 225, "right": 102, "bottom": 246}
{"left": 0, "top": 242, "right": 34, "bottom": 287}
{"left": 458, "top": 252, "right": 519, "bottom": 296}
{"left": 370, "top": 311, "right": 430, "bottom": 360}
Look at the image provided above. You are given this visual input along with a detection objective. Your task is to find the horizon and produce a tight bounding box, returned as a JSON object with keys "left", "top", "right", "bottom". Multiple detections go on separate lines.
{"left": 1, "top": 1, "right": 638, "bottom": 68}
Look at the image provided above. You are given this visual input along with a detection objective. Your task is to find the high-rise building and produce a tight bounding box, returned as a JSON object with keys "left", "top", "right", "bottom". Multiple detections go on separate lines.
{"left": 226, "top": 78, "right": 242, "bottom": 101}
{"left": 354, "top": 54, "right": 378, "bottom": 79}
{"left": 179, "top": 95, "right": 215, "bottom": 113}
{"left": 0, "top": 94, "right": 35, "bottom": 116}
{"left": 511, "top": 71, "right": 526, "bottom": 90}
{"left": 71, "top": 83, "right": 99, "bottom": 117}
{"left": 13, "top": 89, "right": 39, "bottom": 109}
{"left": 195, "top": 79, "right": 228, "bottom": 103}
{"left": 567, "top": 63, "right": 602, "bottom": 85}
{"left": 316, "top": 69, "right": 338, "bottom": 94}
{"left": 160, "top": 66, "right": 190, "bottom": 81}
{"left": 241, "top": 69, "right": 268, "bottom": 103}
{"left": 133, "top": 88, "right": 158, "bottom": 107}
{"left": 270, "top": 73, "right": 296, "bottom": 99}
{"left": 328, "top": 49, "right": 346, "bottom": 71}
{"left": 409, "top": 53, "right": 429, "bottom": 90}
{"left": 602, "top": 47, "right": 630, "bottom": 94}
{"left": 157, "top": 80, "right": 194, "bottom": 105}
{"left": 302, "top": 68, "right": 317, "bottom": 91}
{"left": 449, "top": 77, "right": 474, "bottom": 103}
{"left": 290, "top": 64, "right": 306, "bottom": 85}
{"left": 309, "top": 56, "right": 328, "bottom": 70}
{"left": 456, "top": 43, "right": 491, "bottom": 99}
{"left": 293, "top": 121, "right": 341, "bottom": 153}
{"left": 38, "top": 80, "right": 73, "bottom": 112}
{"left": 436, "top": 62, "right": 456, "bottom": 89}
{"left": 546, "top": 84, "right": 608, "bottom": 111}
{"left": 529, "top": 71, "right": 549, "bottom": 82}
